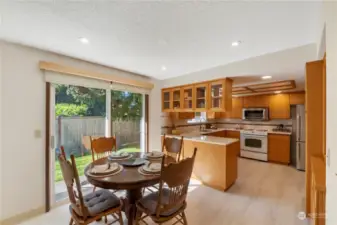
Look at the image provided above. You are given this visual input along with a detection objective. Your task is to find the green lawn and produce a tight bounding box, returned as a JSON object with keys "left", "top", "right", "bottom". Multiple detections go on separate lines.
{"left": 55, "top": 148, "right": 141, "bottom": 182}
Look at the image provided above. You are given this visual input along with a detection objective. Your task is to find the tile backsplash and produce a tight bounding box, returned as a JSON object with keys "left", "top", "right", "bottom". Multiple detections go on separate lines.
{"left": 161, "top": 112, "right": 292, "bottom": 134}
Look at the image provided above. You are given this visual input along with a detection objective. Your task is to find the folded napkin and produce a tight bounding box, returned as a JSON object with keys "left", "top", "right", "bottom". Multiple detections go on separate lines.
{"left": 131, "top": 158, "right": 145, "bottom": 165}
{"left": 145, "top": 162, "right": 161, "bottom": 172}
{"left": 91, "top": 163, "right": 118, "bottom": 174}
{"left": 111, "top": 151, "right": 128, "bottom": 157}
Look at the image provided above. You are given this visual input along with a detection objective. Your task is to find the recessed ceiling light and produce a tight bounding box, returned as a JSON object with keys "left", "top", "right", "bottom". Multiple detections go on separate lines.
{"left": 161, "top": 66, "right": 167, "bottom": 71}
{"left": 275, "top": 91, "right": 282, "bottom": 94}
{"left": 79, "top": 37, "right": 89, "bottom": 44}
{"left": 231, "top": 41, "right": 241, "bottom": 46}
{"left": 262, "top": 76, "right": 272, "bottom": 79}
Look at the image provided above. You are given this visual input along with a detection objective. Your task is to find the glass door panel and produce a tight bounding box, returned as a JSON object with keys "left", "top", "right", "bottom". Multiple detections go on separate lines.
{"left": 111, "top": 91, "right": 144, "bottom": 153}
{"left": 210, "top": 83, "right": 223, "bottom": 109}
{"left": 172, "top": 89, "right": 181, "bottom": 110}
{"left": 183, "top": 87, "right": 193, "bottom": 110}
{"left": 52, "top": 84, "right": 106, "bottom": 204}
{"left": 195, "top": 84, "right": 207, "bottom": 110}
{"left": 162, "top": 90, "right": 171, "bottom": 111}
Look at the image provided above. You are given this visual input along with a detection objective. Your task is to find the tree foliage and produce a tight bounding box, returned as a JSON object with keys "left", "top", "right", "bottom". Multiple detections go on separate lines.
{"left": 55, "top": 84, "right": 142, "bottom": 120}
{"left": 55, "top": 103, "right": 88, "bottom": 117}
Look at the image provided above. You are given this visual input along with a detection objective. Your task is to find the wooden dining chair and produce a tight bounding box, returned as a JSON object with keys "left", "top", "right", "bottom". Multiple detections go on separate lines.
{"left": 162, "top": 134, "right": 184, "bottom": 162}
{"left": 58, "top": 153, "right": 123, "bottom": 225}
{"left": 144, "top": 135, "right": 184, "bottom": 194}
{"left": 90, "top": 136, "right": 118, "bottom": 193}
{"left": 91, "top": 136, "right": 117, "bottom": 162}
{"left": 136, "top": 147, "right": 197, "bottom": 225}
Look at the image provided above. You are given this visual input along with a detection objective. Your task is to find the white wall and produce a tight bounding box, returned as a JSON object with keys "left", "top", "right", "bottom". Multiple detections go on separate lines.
{"left": 149, "top": 78, "right": 163, "bottom": 151}
{"left": 324, "top": 2, "right": 337, "bottom": 225}
{"left": 316, "top": 0, "right": 326, "bottom": 59}
{"left": 0, "top": 41, "right": 161, "bottom": 220}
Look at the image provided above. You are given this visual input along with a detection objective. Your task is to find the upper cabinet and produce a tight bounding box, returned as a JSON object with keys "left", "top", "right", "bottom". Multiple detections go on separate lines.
{"left": 289, "top": 92, "right": 305, "bottom": 105}
{"left": 161, "top": 78, "right": 232, "bottom": 112}
{"left": 195, "top": 82, "right": 208, "bottom": 112}
{"left": 209, "top": 78, "right": 233, "bottom": 112}
{"left": 182, "top": 85, "right": 194, "bottom": 112}
{"left": 269, "top": 94, "right": 290, "bottom": 119}
{"left": 172, "top": 88, "right": 182, "bottom": 111}
{"left": 243, "top": 95, "right": 269, "bottom": 108}
{"left": 225, "top": 97, "right": 243, "bottom": 119}
{"left": 162, "top": 89, "right": 172, "bottom": 112}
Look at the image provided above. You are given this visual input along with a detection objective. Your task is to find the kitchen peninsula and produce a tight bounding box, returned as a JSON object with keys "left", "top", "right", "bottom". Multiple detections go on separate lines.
{"left": 162, "top": 134, "right": 240, "bottom": 191}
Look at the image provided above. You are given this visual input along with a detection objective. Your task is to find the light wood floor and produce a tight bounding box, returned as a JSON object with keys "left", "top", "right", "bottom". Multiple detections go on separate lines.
{"left": 19, "top": 158, "right": 309, "bottom": 225}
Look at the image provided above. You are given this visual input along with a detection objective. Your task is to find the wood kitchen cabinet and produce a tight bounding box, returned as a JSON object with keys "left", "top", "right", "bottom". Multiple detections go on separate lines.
{"left": 195, "top": 83, "right": 209, "bottom": 112}
{"left": 289, "top": 92, "right": 305, "bottom": 105}
{"left": 162, "top": 88, "right": 172, "bottom": 112}
{"left": 172, "top": 87, "right": 182, "bottom": 111}
{"left": 225, "top": 130, "right": 241, "bottom": 156}
{"left": 224, "top": 97, "right": 243, "bottom": 118}
{"left": 226, "top": 130, "right": 240, "bottom": 139}
{"left": 243, "top": 95, "right": 269, "bottom": 108}
{"left": 268, "top": 134, "right": 290, "bottom": 164}
{"left": 161, "top": 78, "right": 232, "bottom": 113}
{"left": 182, "top": 85, "right": 194, "bottom": 111}
{"left": 269, "top": 94, "right": 290, "bottom": 119}
{"left": 204, "top": 130, "right": 226, "bottom": 137}
{"left": 209, "top": 79, "right": 233, "bottom": 112}
{"left": 170, "top": 112, "right": 195, "bottom": 120}
{"left": 207, "top": 112, "right": 222, "bottom": 119}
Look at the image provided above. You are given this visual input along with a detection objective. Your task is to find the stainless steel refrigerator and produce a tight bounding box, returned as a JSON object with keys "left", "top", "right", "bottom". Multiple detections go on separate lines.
{"left": 290, "top": 105, "right": 306, "bottom": 171}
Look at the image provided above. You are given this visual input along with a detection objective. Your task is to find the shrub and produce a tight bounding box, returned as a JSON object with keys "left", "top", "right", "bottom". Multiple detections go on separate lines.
{"left": 55, "top": 103, "right": 88, "bottom": 117}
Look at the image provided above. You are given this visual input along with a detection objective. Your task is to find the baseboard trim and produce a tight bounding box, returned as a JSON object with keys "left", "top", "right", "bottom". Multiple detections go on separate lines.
{"left": 0, "top": 207, "right": 45, "bottom": 225}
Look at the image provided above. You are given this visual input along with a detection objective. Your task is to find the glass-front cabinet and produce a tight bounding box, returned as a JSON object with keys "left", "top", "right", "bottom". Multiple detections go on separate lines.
{"left": 182, "top": 85, "right": 194, "bottom": 111}
{"left": 161, "top": 78, "right": 232, "bottom": 112}
{"left": 172, "top": 88, "right": 182, "bottom": 111}
{"left": 195, "top": 83, "right": 208, "bottom": 111}
{"left": 162, "top": 89, "right": 172, "bottom": 112}
{"left": 209, "top": 80, "right": 224, "bottom": 111}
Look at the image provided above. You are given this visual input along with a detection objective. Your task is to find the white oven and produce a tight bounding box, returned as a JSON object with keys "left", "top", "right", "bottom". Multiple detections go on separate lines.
{"left": 240, "top": 130, "right": 268, "bottom": 161}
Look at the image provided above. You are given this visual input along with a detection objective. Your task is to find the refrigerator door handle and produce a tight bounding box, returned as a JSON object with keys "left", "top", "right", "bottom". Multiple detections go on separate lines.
{"left": 296, "top": 142, "right": 300, "bottom": 169}
{"left": 297, "top": 115, "right": 301, "bottom": 142}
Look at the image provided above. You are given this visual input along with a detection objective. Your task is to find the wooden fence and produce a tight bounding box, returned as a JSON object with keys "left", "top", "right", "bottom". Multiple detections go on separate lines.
{"left": 56, "top": 116, "right": 141, "bottom": 157}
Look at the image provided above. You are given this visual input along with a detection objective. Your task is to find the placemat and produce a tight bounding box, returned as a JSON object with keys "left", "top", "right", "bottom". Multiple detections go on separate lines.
{"left": 138, "top": 167, "right": 160, "bottom": 176}
{"left": 88, "top": 165, "right": 124, "bottom": 178}
{"left": 108, "top": 154, "right": 133, "bottom": 161}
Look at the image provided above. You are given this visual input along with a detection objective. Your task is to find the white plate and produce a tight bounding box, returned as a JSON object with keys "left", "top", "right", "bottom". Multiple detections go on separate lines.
{"left": 109, "top": 151, "right": 129, "bottom": 158}
{"left": 142, "top": 163, "right": 162, "bottom": 173}
{"left": 146, "top": 151, "right": 164, "bottom": 158}
{"left": 90, "top": 163, "right": 119, "bottom": 175}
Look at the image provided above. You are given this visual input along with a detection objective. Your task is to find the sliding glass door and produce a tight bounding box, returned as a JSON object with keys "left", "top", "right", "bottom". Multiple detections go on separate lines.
{"left": 111, "top": 90, "right": 145, "bottom": 153}
{"left": 50, "top": 84, "right": 107, "bottom": 204}
{"left": 48, "top": 83, "right": 147, "bottom": 207}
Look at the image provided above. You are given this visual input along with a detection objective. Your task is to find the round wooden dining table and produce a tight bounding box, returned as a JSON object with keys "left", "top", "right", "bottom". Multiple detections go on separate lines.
{"left": 84, "top": 152, "right": 173, "bottom": 225}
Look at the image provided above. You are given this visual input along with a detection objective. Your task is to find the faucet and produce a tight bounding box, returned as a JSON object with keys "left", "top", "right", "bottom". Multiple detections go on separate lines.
{"left": 200, "top": 124, "right": 206, "bottom": 132}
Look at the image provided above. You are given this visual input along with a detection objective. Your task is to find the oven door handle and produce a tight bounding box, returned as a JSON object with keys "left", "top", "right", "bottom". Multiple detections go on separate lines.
{"left": 242, "top": 134, "right": 267, "bottom": 138}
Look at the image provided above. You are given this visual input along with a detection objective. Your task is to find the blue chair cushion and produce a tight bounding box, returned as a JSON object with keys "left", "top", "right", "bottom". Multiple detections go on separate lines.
{"left": 138, "top": 188, "right": 185, "bottom": 217}
{"left": 70, "top": 189, "right": 120, "bottom": 217}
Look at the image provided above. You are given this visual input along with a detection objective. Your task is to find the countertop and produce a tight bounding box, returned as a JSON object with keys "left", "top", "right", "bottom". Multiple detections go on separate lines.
{"left": 199, "top": 128, "right": 292, "bottom": 136}
{"left": 162, "top": 134, "right": 239, "bottom": 146}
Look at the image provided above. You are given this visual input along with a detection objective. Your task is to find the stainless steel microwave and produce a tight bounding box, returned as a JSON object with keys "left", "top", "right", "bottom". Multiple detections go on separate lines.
{"left": 242, "top": 108, "right": 269, "bottom": 121}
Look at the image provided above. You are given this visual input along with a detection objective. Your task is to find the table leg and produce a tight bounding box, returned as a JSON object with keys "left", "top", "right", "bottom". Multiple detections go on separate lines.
{"left": 124, "top": 188, "right": 142, "bottom": 225}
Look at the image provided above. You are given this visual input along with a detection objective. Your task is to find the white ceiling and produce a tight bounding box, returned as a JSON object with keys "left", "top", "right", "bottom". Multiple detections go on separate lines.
{"left": 0, "top": 1, "right": 321, "bottom": 80}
